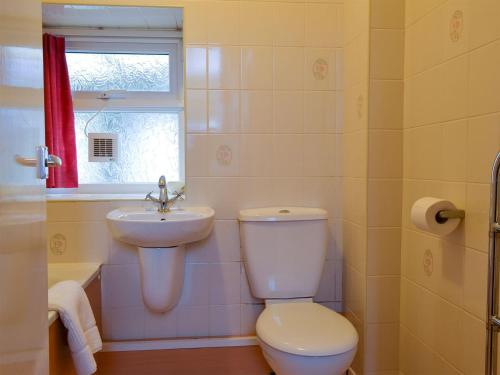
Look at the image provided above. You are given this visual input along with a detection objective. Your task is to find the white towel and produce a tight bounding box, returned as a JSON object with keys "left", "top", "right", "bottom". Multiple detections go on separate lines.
{"left": 48, "top": 280, "right": 102, "bottom": 375}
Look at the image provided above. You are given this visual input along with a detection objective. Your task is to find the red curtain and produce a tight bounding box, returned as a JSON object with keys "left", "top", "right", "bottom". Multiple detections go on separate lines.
{"left": 43, "top": 33, "right": 78, "bottom": 188}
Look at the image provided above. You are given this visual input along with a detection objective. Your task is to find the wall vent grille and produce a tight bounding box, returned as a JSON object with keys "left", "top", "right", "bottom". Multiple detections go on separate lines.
{"left": 88, "top": 133, "right": 118, "bottom": 162}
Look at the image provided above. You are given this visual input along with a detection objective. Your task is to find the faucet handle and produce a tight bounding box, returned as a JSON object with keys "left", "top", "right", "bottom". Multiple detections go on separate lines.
{"left": 172, "top": 186, "right": 186, "bottom": 200}
{"left": 145, "top": 191, "right": 160, "bottom": 202}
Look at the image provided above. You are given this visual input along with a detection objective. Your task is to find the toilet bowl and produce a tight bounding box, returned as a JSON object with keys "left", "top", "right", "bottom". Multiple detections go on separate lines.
{"left": 238, "top": 207, "right": 358, "bottom": 374}
{"left": 256, "top": 301, "right": 358, "bottom": 375}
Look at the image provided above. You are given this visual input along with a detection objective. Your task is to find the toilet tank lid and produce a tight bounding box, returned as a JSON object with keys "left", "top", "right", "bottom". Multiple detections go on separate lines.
{"left": 239, "top": 207, "right": 327, "bottom": 222}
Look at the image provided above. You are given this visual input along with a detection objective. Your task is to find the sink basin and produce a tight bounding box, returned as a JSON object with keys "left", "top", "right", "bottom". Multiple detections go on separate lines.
{"left": 106, "top": 206, "right": 215, "bottom": 313}
{"left": 107, "top": 206, "right": 215, "bottom": 248}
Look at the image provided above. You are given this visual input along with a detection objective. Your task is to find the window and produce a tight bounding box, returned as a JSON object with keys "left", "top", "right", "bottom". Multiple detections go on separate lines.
{"left": 66, "top": 53, "right": 171, "bottom": 92}
{"left": 65, "top": 39, "right": 184, "bottom": 190}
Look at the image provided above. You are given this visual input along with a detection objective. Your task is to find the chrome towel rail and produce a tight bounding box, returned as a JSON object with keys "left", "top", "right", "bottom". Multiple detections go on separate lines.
{"left": 486, "top": 151, "right": 500, "bottom": 375}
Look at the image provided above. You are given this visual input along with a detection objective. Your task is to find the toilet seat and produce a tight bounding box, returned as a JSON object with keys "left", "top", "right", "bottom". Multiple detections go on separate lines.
{"left": 256, "top": 302, "right": 358, "bottom": 357}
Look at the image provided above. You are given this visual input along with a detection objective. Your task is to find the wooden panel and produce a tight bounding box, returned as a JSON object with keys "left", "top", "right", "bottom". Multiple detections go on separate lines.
{"left": 85, "top": 275, "right": 102, "bottom": 333}
{"left": 49, "top": 275, "right": 101, "bottom": 375}
{"left": 49, "top": 318, "right": 77, "bottom": 375}
{"left": 95, "top": 346, "right": 272, "bottom": 375}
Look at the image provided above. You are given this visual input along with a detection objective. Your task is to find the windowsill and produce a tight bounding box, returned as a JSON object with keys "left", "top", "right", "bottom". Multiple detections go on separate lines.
{"left": 46, "top": 193, "right": 146, "bottom": 202}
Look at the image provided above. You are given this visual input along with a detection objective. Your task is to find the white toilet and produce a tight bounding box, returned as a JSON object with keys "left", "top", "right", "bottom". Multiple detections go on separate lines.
{"left": 239, "top": 207, "right": 358, "bottom": 375}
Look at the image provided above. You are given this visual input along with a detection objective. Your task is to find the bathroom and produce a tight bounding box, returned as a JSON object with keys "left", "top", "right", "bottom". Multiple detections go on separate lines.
{"left": 1, "top": 0, "right": 499, "bottom": 374}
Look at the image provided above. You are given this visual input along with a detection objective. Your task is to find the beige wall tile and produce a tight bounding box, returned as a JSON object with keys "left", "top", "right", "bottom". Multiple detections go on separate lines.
{"left": 439, "top": 55, "right": 468, "bottom": 123}
{"left": 185, "top": 46, "right": 206, "bottom": 89}
{"left": 207, "top": 135, "right": 240, "bottom": 177}
{"left": 342, "top": 131, "right": 368, "bottom": 178}
{"left": 186, "top": 134, "right": 208, "bottom": 177}
{"left": 239, "top": 1, "right": 273, "bottom": 46}
{"left": 461, "top": 311, "right": 486, "bottom": 374}
{"left": 405, "top": 0, "right": 447, "bottom": 27}
{"left": 463, "top": 247, "right": 488, "bottom": 320}
{"left": 465, "top": 182, "right": 490, "bottom": 253}
{"left": 343, "top": 178, "right": 367, "bottom": 226}
{"left": 208, "top": 46, "right": 241, "bottom": 90}
{"left": 304, "top": 48, "right": 336, "bottom": 91}
{"left": 467, "top": 113, "right": 500, "bottom": 183}
{"left": 274, "top": 47, "right": 305, "bottom": 90}
{"left": 468, "top": 0, "right": 500, "bottom": 50}
{"left": 469, "top": 40, "right": 500, "bottom": 116}
{"left": 402, "top": 229, "right": 464, "bottom": 306}
{"left": 206, "top": 1, "right": 239, "bottom": 45}
{"left": 273, "top": 2, "right": 305, "bottom": 47}
{"left": 370, "top": 0, "right": 405, "bottom": 29}
{"left": 208, "top": 90, "right": 240, "bottom": 133}
{"left": 365, "top": 323, "right": 399, "bottom": 372}
{"left": 368, "top": 130, "right": 402, "bottom": 179}
{"left": 404, "top": 124, "right": 443, "bottom": 180}
{"left": 442, "top": 119, "right": 467, "bottom": 182}
{"left": 239, "top": 135, "right": 274, "bottom": 177}
{"left": 405, "top": 4, "right": 445, "bottom": 77}
{"left": 305, "top": 3, "right": 340, "bottom": 48}
{"left": 344, "top": 33, "right": 369, "bottom": 88}
{"left": 184, "top": 1, "right": 207, "bottom": 44}
{"left": 367, "top": 179, "right": 402, "bottom": 227}
{"left": 370, "top": 29, "right": 404, "bottom": 80}
{"left": 304, "top": 91, "right": 337, "bottom": 133}
{"left": 186, "top": 90, "right": 207, "bottom": 133}
{"left": 369, "top": 80, "right": 404, "bottom": 130}
{"left": 367, "top": 276, "right": 400, "bottom": 323}
{"left": 367, "top": 227, "right": 401, "bottom": 276}
{"left": 343, "top": 220, "right": 367, "bottom": 273}
{"left": 241, "top": 47, "right": 274, "bottom": 90}
{"left": 240, "top": 91, "right": 273, "bottom": 134}
{"left": 344, "top": 264, "right": 366, "bottom": 322}
{"left": 47, "top": 202, "right": 77, "bottom": 222}
{"left": 442, "top": 1, "right": 469, "bottom": 60}
{"left": 274, "top": 91, "right": 304, "bottom": 133}
{"left": 272, "top": 134, "right": 304, "bottom": 177}
{"left": 400, "top": 325, "right": 462, "bottom": 375}
{"left": 303, "top": 134, "right": 336, "bottom": 177}
{"left": 270, "top": 177, "right": 305, "bottom": 207}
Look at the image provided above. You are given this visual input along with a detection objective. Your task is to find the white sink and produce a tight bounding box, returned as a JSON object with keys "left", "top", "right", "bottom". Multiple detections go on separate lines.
{"left": 107, "top": 206, "right": 215, "bottom": 248}
{"left": 106, "top": 206, "right": 215, "bottom": 313}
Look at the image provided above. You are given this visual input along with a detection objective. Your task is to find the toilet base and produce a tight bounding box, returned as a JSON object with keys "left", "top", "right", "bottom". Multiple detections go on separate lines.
{"left": 259, "top": 339, "right": 356, "bottom": 375}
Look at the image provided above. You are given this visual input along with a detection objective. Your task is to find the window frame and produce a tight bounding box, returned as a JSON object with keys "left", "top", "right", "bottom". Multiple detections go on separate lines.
{"left": 66, "top": 37, "right": 184, "bottom": 111}
{"left": 48, "top": 33, "right": 185, "bottom": 194}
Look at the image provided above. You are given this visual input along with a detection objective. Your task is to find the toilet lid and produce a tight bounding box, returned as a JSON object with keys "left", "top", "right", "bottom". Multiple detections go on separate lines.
{"left": 256, "top": 303, "right": 358, "bottom": 357}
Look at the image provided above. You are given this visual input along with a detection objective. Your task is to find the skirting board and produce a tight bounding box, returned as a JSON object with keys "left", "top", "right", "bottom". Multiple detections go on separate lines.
{"left": 103, "top": 336, "right": 259, "bottom": 352}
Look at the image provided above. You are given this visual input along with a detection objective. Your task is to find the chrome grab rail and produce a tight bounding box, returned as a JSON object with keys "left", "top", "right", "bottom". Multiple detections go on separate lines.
{"left": 486, "top": 151, "right": 500, "bottom": 375}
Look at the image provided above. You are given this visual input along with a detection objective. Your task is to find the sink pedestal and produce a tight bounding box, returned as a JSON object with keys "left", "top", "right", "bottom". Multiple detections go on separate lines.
{"left": 107, "top": 206, "right": 215, "bottom": 313}
{"left": 138, "top": 246, "right": 185, "bottom": 313}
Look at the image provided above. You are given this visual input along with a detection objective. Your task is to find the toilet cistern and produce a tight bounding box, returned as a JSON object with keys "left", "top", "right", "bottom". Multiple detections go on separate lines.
{"left": 145, "top": 175, "right": 185, "bottom": 213}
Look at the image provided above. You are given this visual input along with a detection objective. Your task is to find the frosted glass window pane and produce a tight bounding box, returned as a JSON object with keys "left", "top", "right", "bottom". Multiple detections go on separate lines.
{"left": 66, "top": 53, "right": 170, "bottom": 92}
{"left": 75, "top": 112, "right": 179, "bottom": 183}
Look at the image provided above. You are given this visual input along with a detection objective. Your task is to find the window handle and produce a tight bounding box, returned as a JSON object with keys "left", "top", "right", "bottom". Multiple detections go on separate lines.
{"left": 47, "top": 154, "right": 62, "bottom": 168}
{"left": 16, "top": 146, "right": 62, "bottom": 180}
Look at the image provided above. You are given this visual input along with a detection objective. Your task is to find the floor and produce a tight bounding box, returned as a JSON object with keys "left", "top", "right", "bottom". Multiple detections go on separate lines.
{"left": 95, "top": 346, "right": 272, "bottom": 375}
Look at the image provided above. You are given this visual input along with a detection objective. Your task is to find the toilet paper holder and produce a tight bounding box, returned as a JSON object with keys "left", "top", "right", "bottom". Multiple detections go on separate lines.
{"left": 435, "top": 209, "right": 465, "bottom": 223}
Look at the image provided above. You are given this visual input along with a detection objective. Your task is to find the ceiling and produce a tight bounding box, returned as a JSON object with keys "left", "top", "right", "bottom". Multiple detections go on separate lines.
{"left": 42, "top": 4, "right": 183, "bottom": 30}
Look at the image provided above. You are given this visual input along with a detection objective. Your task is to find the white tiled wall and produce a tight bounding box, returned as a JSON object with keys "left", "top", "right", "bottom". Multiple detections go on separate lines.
{"left": 47, "top": 0, "right": 345, "bottom": 341}
{"left": 401, "top": 1, "right": 500, "bottom": 374}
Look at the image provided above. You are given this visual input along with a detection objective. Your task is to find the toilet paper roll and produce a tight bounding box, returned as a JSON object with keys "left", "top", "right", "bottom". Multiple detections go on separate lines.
{"left": 411, "top": 197, "right": 461, "bottom": 236}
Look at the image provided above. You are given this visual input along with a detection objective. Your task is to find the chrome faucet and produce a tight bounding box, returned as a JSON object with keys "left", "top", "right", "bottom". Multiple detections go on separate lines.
{"left": 145, "top": 175, "right": 185, "bottom": 213}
